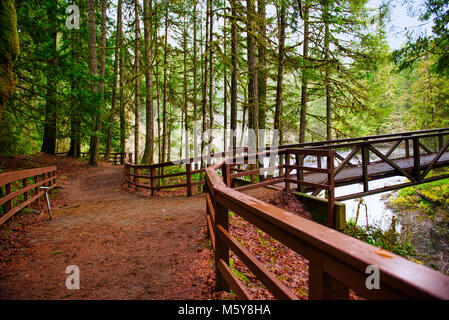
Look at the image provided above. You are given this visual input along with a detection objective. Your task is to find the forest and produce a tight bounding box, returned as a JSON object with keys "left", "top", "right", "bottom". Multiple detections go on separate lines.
{"left": 0, "top": 0, "right": 448, "bottom": 165}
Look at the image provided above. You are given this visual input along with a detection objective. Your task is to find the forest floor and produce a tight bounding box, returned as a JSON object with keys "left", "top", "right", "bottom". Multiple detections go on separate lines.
{"left": 0, "top": 155, "right": 222, "bottom": 299}
{"left": 0, "top": 153, "right": 286, "bottom": 299}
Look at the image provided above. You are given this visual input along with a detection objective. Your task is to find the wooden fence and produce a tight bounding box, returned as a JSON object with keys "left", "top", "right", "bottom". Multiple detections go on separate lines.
{"left": 0, "top": 166, "right": 57, "bottom": 226}
{"left": 204, "top": 149, "right": 449, "bottom": 300}
{"left": 124, "top": 148, "right": 249, "bottom": 196}
{"left": 56, "top": 152, "right": 131, "bottom": 165}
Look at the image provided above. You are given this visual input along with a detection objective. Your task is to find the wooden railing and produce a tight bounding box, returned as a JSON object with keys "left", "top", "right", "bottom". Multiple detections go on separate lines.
{"left": 299, "top": 128, "right": 449, "bottom": 201}
{"left": 56, "top": 152, "right": 131, "bottom": 165}
{"left": 0, "top": 166, "right": 57, "bottom": 226}
{"left": 204, "top": 149, "right": 449, "bottom": 300}
{"left": 124, "top": 148, "right": 249, "bottom": 196}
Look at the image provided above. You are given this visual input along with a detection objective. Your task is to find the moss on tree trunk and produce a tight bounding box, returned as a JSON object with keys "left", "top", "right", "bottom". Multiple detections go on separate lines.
{"left": 0, "top": 0, "right": 19, "bottom": 123}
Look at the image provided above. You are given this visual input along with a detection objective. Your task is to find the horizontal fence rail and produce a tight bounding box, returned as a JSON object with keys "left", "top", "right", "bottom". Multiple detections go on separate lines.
{"left": 204, "top": 151, "right": 449, "bottom": 300}
{"left": 0, "top": 166, "right": 57, "bottom": 226}
{"left": 124, "top": 148, "right": 250, "bottom": 196}
{"left": 56, "top": 152, "right": 132, "bottom": 165}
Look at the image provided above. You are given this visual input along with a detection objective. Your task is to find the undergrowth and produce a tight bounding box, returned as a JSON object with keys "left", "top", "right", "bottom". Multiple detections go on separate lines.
{"left": 343, "top": 217, "right": 418, "bottom": 259}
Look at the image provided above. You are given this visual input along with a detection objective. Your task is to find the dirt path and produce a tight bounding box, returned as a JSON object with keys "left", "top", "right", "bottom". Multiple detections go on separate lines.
{"left": 0, "top": 166, "right": 216, "bottom": 299}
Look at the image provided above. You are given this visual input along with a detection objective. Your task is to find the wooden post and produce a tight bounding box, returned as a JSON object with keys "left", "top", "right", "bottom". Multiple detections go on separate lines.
{"left": 150, "top": 167, "right": 156, "bottom": 196}
{"left": 327, "top": 152, "right": 335, "bottom": 229}
{"left": 296, "top": 153, "right": 304, "bottom": 193}
{"left": 215, "top": 201, "right": 230, "bottom": 292}
{"left": 309, "top": 253, "right": 349, "bottom": 300}
{"left": 49, "top": 171, "right": 54, "bottom": 195}
{"left": 126, "top": 164, "right": 132, "bottom": 188}
{"left": 249, "top": 163, "right": 255, "bottom": 184}
{"left": 222, "top": 162, "right": 231, "bottom": 187}
{"left": 34, "top": 175, "right": 39, "bottom": 197}
{"left": 22, "top": 178, "right": 29, "bottom": 208}
{"left": 439, "top": 135, "right": 444, "bottom": 152}
{"left": 258, "top": 154, "right": 265, "bottom": 182}
{"left": 405, "top": 138, "right": 410, "bottom": 158}
{"left": 412, "top": 138, "right": 421, "bottom": 180}
{"left": 285, "top": 150, "right": 290, "bottom": 193}
{"left": 4, "top": 183, "right": 12, "bottom": 213}
{"left": 186, "top": 163, "right": 192, "bottom": 196}
{"left": 134, "top": 167, "right": 139, "bottom": 191}
{"left": 128, "top": 152, "right": 133, "bottom": 163}
{"left": 361, "top": 145, "right": 369, "bottom": 192}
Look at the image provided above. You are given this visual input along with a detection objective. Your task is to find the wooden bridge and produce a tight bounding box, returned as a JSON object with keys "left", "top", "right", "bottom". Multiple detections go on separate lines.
{"left": 125, "top": 127, "right": 449, "bottom": 203}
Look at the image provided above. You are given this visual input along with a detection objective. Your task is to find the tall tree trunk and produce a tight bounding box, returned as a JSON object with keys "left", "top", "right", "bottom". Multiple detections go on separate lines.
{"left": 223, "top": 3, "right": 228, "bottom": 152}
{"left": 98, "top": 0, "right": 107, "bottom": 155}
{"left": 87, "top": 0, "right": 99, "bottom": 165}
{"left": 246, "top": 0, "right": 258, "bottom": 150}
{"left": 201, "top": 0, "right": 210, "bottom": 159}
{"left": 134, "top": 0, "right": 141, "bottom": 164}
{"left": 257, "top": 0, "right": 267, "bottom": 134}
{"left": 106, "top": 0, "right": 123, "bottom": 160}
{"left": 155, "top": 14, "right": 162, "bottom": 163}
{"left": 274, "top": 2, "right": 285, "bottom": 146}
{"left": 193, "top": 0, "right": 199, "bottom": 166}
{"left": 324, "top": 0, "right": 332, "bottom": 140}
{"left": 142, "top": 0, "right": 154, "bottom": 164}
{"left": 183, "top": 17, "right": 189, "bottom": 160}
{"left": 208, "top": 0, "right": 214, "bottom": 154}
{"left": 230, "top": 0, "right": 238, "bottom": 150}
{"left": 162, "top": 3, "right": 169, "bottom": 163}
{"left": 41, "top": 2, "right": 57, "bottom": 155}
{"left": 68, "top": 13, "right": 81, "bottom": 158}
{"left": 119, "top": 34, "right": 126, "bottom": 154}
{"left": 299, "top": 0, "right": 309, "bottom": 144}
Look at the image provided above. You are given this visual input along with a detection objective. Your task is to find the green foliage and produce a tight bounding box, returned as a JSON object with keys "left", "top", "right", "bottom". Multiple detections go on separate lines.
{"left": 343, "top": 218, "right": 417, "bottom": 258}
{"left": 389, "top": 169, "right": 449, "bottom": 214}
{"left": 393, "top": 0, "right": 449, "bottom": 77}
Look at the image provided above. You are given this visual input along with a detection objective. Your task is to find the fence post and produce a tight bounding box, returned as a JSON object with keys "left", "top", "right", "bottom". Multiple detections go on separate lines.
{"left": 327, "top": 152, "right": 335, "bottom": 229}
{"left": 134, "top": 167, "right": 139, "bottom": 191}
{"left": 186, "top": 163, "right": 192, "bottom": 196}
{"left": 150, "top": 167, "right": 156, "bottom": 196}
{"left": 5, "top": 183, "right": 12, "bottom": 213}
{"left": 296, "top": 152, "right": 305, "bottom": 193}
{"left": 128, "top": 153, "right": 133, "bottom": 163}
{"left": 309, "top": 253, "right": 349, "bottom": 299}
{"left": 34, "top": 175, "right": 39, "bottom": 203}
{"left": 405, "top": 138, "right": 410, "bottom": 158}
{"left": 285, "top": 150, "right": 290, "bottom": 193}
{"left": 126, "top": 164, "right": 132, "bottom": 188}
{"left": 22, "top": 178, "right": 29, "bottom": 208}
{"left": 215, "top": 201, "right": 230, "bottom": 292}
{"left": 361, "top": 145, "right": 369, "bottom": 192}
{"left": 222, "top": 162, "right": 231, "bottom": 187}
{"left": 249, "top": 163, "right": 255, "bottom": 184}
{"left": 412, "top": 137, "right": 421, "bottom": 180}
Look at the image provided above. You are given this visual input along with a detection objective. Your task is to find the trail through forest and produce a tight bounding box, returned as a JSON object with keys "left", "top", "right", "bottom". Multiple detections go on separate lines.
{"left": 0, "top": 165, "right": 217, "bottom": 299}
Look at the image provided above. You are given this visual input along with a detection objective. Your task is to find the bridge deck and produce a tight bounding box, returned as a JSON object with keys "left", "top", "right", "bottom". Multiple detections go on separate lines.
{"left": 273, "top": 152, "right": 449, "bottom": 192}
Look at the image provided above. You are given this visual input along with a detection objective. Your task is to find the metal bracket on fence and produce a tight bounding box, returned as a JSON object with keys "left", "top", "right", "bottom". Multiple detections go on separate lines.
{"left": 39, "top": 185, "right": 57, "bottom": 221}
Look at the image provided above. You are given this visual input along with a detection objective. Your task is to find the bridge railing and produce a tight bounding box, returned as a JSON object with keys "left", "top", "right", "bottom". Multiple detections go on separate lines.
{"left": 0, "top": 166, "right": 57, "bottom": 226}
{"left": 205, "top": 149, "right": 449, "bottom": 300}
{"left": 293, "top": 129, "right": 449, "bottom": 201}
